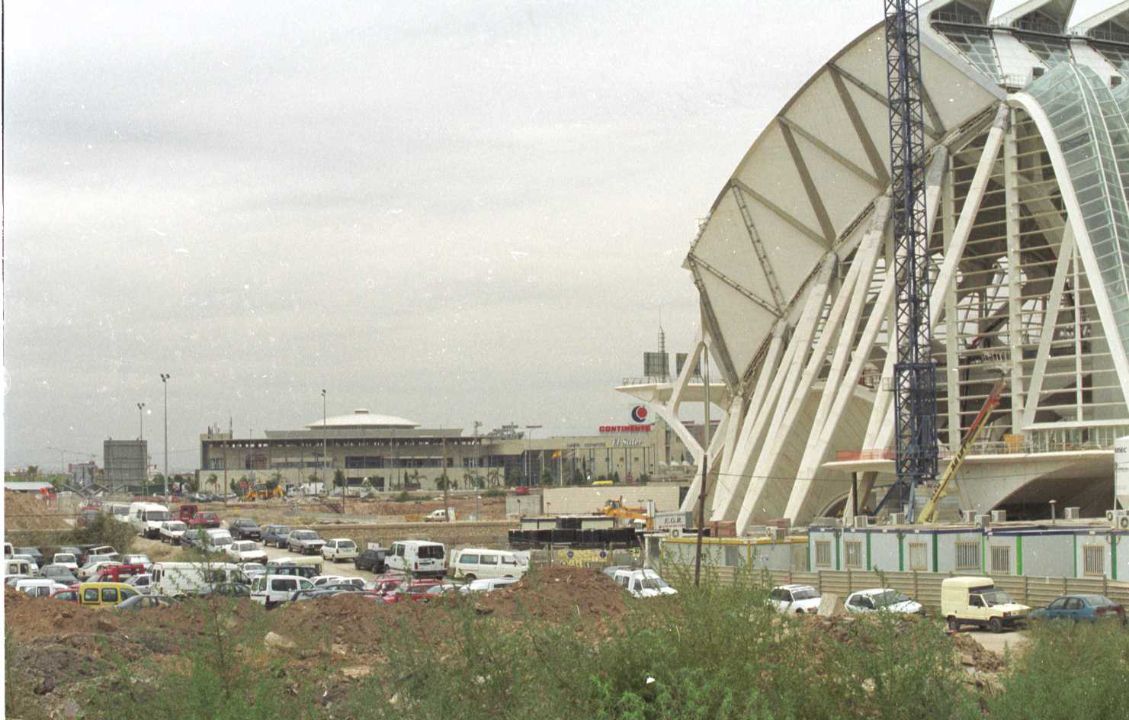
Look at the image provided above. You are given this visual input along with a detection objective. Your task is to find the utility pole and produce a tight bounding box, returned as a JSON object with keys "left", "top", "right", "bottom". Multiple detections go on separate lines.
{"left": 474, "top": 420, "right": 482, "bottom": 488}
{"left": 694, "top": 349, "right": 711, "bottom": 587}
{"left": 160, "top": 373, "right": 170, "bottom": 498}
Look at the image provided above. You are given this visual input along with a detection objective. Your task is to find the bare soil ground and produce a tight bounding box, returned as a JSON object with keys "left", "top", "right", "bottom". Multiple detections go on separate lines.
{"left": 5, "top": 492, "right": 73, "bottom": 532}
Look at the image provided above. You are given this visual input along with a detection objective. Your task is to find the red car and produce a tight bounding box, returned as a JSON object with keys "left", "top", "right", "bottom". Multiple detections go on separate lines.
{"left": 51, "top": 584, "right": 80, "bottom": 602}
{"left": 375, "top": 578, "right": 444, "bottom": 604}
{"left": 92, "top": 563, "right": 147, "bottom": 583}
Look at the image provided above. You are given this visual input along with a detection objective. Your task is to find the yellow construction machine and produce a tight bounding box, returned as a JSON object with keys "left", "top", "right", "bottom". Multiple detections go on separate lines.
{"left": 599, "top": 497, "right": 652, "bottom": 530}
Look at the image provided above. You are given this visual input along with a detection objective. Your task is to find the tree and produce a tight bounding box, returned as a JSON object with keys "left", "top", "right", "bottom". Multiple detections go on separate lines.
{"left": 540, "top": 468, "right": 553, "bottom": 486}
{"left": 571, "top": 469, "right": 585, "bottom": 486}
{"left": 266, "top": 471, "right": 282, "bottom": 492}
{"left": 333, "top": 469, "right": 346, "bottom": 489}
{"left": 206, "top": 474, "right": 219, "bottom": 495}
{"left": 435, "top": 474, "right": 451, "bottom": 491}
{"left": 486, "top": 468, "right": 501, "bottom": 488}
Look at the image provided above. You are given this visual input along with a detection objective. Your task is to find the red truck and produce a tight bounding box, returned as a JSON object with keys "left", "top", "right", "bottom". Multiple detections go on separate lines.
{"left": 178, "top": 504, "right": 221, "bottom": 530}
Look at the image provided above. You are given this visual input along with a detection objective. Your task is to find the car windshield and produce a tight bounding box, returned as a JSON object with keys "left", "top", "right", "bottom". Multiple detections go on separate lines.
{"left": 639, "top": 578, "right": 667, "bottom": 591}
{"left": 233, "top": 542, "right": 254, "bottom": 551}
{"left": 144, "top": 511, "right": 171, "bottom": 522}
{"left": 213, "top": 536, "right": 233, "bottom": 546}
{"left": 55, "top": 554, "right": 76, "bottom": 563}
{"left": 418, "top": 545, "right": 444, "bottom": 559}
{"left": 981, "top": 590, "right": 1013, "bottom": 606}
{"left": 792, "top": 587, "right": 818, "bottom": 600}
{"left": 294, "top": 531, "right": 316, "bottom": 539}
{"left": 873, "top": 590, "right": 910, "bottom": 607}
{"left": 338, "top": 540, "right": 355, "bottom": 548}
{"left": 166, "top": 522, "right": 186, "bottom": 531}
{"left": 273, "top": 527, "right": 290, "bottom": 534}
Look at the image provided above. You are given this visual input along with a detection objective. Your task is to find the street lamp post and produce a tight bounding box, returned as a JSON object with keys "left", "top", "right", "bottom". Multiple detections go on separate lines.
{"left": 160, "top": 373, "right": 170, "bottom": 498}
{"left": 137, "top": 402, "right": 147, "bottom": 494}
{"left": 321, "top": 389, "right": 328, "bottom": 497}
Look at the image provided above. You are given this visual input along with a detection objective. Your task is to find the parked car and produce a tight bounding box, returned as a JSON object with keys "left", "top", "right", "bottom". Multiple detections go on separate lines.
{"left": 76, "top": 582, "right": 140, "bottom": 608}
{"left": 226, "top": 540, "right": 267, "bottom": 564}
{"left": 51, "top": 552, "right": 80, "bottom": 572}
{"left": 39, "top": 565, "right": 80, "bottom": 585}
{"left": 10, "top": 555, "right": 40, "bottom": 574}
{"left": 262, "top": 525, "right": 293, "bottom": 548}
{"left": 160, "top": 520, "right": 189, "bottom": 544}
{"left": 15, "top": 578, "right": 70, "bottom": 598}
{"left": 941, "top": 576, "right": 1029, "bottom": 632}
{"left": 380, "top": 578, "right": 446, "bottom": 604}
{"left": 354, "top": 548, "right": 388, "bottom": 573}
{"left": 127, "top": 573, "right": 154, "bottom": 594}
{"left": 92, "top": 563, "right": 147, "bottom": 583}
{"left": 200, "top": 528, "right": 235, "bottom": 554}
{"left": 228, "top": 518, "right": 263, "bottom": 540}
{"left": 322, "top": 538, "right": 358, "bottom": 562}
{"left": 240, "top": 563, "right": 267, "bottom": 580}
{"left": 459, "top": 577, "right": 519, "bottom": 594}
{"left": 120, "top": 554, "right": 152, "bottom": 570}
{"left": 770, "top": 584, "right": 822, "bottom": 614}
{"left": 15, "top": 547, "right": 44, "bottom": 566}
{"left": 117, "top": 594, "right": 177, "bottom": 610}
{"left": 51, "top": 585, "right": 80, "bottom": 602}
{"left": 287, "top": 530, "right": 326, "bottom": 555}
{"left": 845, "top": 588, "right": 924, "bottom": 616}
{"left": 610, "top": 569, "right": 678, "bottom": 598}
{"left": 203, "top": 581, "right": 252, "bottom": 597}
{"left": 180, "top": 529, "right": 206, "bottom": 549}
{"left": 1030, "top": 595, "right": 1126, "bottom": 624}
{"left": 424, "top": 508, "right": 455, "bottom": 522}
{"left": 451, "top": 548, "right": 527, "bottom": 581}
{"left": 251, "top": 574, "right": 315, "bottom": 608}
{"left": 386, "top": 540, "right": 446, "bottom": 578}
{"left": 78, "top": 560, "right": 120, "bottom": 581}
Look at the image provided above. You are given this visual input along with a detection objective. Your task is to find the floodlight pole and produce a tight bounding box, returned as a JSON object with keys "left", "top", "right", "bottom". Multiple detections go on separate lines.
{"left": 694, "top": 349, "right": 711, "bottom": 587}
{"left": 321, "top": 389, "right": 328, "bottom": 497}
{"left": 160, "top": 373, "right": 170, "bottom": 498}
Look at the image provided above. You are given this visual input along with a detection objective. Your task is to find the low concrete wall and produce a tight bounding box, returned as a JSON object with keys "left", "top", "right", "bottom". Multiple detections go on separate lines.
{"left": 308, "top": 520, "right": 514, "bottom": 550}
{"left": 505, "top": 494, "right": 543, "bottom": 517}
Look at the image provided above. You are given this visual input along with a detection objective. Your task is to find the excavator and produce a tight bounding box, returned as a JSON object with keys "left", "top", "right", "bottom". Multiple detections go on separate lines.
{"left": 918, "top": 374, "right": 1008, "bottom": 524}
{"left": 244, "top": 483, "right": 284, "bottom": 501}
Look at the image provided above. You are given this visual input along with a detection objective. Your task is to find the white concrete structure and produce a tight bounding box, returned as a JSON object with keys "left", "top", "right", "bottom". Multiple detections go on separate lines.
{"left": 623, "top": 1, "right": 1129, "bottom": 532}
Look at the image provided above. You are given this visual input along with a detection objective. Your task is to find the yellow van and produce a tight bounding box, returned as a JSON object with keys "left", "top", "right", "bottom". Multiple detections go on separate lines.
{"left": 77, "top": 582, "right": 139, "bottom": 608}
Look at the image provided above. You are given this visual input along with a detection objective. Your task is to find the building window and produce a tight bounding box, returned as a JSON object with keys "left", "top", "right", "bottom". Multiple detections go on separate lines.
{"left": 724, "top": 546, "right": 741, "bottom": 567}
{"left": 955, "top": 541, "right": 980, "bottom": 571}
{"left": 990, "top": 545, "right": 1011, "bottom": 574}
{"left": 844, "top": 541, "right": 863, "bottom": 569}
{"left": 908, "top": 542, "right": 928, "bottom": 571}
{"left": 815, "top": 541, "right": 832, "bottom": 568}
{"left": 1083, "top": 545, "right": 1105, "bottom": 576}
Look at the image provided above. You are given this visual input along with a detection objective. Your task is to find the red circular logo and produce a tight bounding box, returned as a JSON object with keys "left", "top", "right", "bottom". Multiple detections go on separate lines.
{"left": 631, "top": 405, "right": 648, "bottom": 423}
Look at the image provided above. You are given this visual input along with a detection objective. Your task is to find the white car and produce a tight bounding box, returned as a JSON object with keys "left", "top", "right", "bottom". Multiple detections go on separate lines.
{"left": 311, "top": 575, "right": 365, "bottom": 590}
{"left": 15, "top": 579, "right": 69, "bottom": 598}
{"left": 225, "top": 540, "right": 267, "bottom": 564}
{"left": 610, "top": 569, "right": 677, "bottom": 599}
{"left": 160, "top": 520, "right": 188, "bottom": 544}
{"left": 321, "top": 538, "right": 358, "bottom": 562}
{"left": 459, "top": 577, "right": 519, "bottom": 594}
{"left": 240, "top": 563, "right": 267, "bottom": 580}
{"left": 127, "top": 573, "right": 154, "bottom": 594}
{"left": 770, "top": 584, "right": 822, "bottom": 614}
{"left": 845, "top": 588, "right": 924, "bottom": 615}
{"left": 51, "top": 553, "right": 80, "bottom": 572}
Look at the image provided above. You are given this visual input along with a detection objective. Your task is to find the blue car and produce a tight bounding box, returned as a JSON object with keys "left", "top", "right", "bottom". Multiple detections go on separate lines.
{"left": 1030, "top": 595, "right": 1126, "bottom": 624}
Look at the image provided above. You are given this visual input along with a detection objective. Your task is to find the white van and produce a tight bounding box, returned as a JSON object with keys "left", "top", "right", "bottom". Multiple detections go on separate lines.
{"left": 150, "top": 561, "right": 247, "bottom": 597}
{"left": 15, "top": 578, "right": 69, "bottom": 597}
{"left": 201, "top": 528, "right": 234, "bottom": 554}
{"left": 451, "top": 548, "right": 528, "bottom": 581}
{"left": 129, "top": 502, "right": 172, "bottom": 538}
{"left": 5, "top": 559, "right": 35, "bottom": 577}
{"left": 251, "top": 574, "right": 314, "bottom": 608}
{"left": 105, "top": 503, "right": 132, "bottom": 523}
{"left": 386, "top": 541, "right": 446, "bottom": 578}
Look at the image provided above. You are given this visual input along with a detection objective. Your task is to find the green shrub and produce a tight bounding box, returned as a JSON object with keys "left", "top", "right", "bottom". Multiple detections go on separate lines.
{"left": 71, "top": 512, "right": 136, "bottom": 554}
{"left": 481, "top": 488, "right": 506, "bottom": 498}
{"left": 989, "top": 620, "right": 1129, "bottom": 720}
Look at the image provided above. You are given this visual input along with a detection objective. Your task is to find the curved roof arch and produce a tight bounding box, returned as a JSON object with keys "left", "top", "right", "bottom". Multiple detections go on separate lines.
{"left": 687, "top": 14, "right": 1001, "bottom": 386}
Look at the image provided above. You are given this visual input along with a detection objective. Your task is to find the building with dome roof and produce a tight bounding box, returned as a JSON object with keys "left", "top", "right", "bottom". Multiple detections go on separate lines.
{"left": 621, "top": 0, "right": 1129, "bottom": 532}
{"left": 198, "top": 408, "right": 698, "bottom": 494}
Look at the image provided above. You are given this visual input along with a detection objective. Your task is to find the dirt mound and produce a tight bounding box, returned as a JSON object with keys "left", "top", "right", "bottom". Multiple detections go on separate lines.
{"left": 475, "top": 566, "right": 627, "bottom": 628}
{"left": 950, "top": 632, "right": 1007, "bottom": 672}
{"left": 5, "top": 491, "right": 73, "bottom": 531}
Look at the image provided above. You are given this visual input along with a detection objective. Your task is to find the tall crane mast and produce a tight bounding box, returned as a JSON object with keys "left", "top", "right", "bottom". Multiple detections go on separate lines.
{"left": 884, "top": 0, "right": 938, "bottom": 521}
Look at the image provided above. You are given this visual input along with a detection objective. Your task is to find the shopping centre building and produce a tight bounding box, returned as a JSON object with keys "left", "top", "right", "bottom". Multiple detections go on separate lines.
{"left": 197, "top": 408, "right": 698, "bottom": 493}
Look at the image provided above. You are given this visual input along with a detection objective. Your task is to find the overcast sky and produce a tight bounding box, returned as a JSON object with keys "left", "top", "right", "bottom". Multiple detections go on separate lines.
{"left": 5, "top": 0, "right": 1068, "bottom": 472}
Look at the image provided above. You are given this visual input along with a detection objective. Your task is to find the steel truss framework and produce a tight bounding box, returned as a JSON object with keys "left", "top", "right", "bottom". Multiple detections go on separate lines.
{"left": 622, "top": 1, "right": 1129, "bottom": 530}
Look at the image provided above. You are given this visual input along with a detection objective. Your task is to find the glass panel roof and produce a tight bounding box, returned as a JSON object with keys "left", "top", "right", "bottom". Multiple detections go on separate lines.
{"left": 1026, "top": 63, "right": 1129, "bottom": 360}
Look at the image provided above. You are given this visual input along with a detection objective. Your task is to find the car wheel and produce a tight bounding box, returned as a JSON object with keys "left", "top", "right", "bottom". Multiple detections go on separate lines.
{"left": 464, "top": 574, "right": 476, "bottom": 582}
{"left": 988, "top": 617, "right": 1003, "bottom": 634}
{"left": 947, "top": 616, "right": 960, "bottom": 632}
